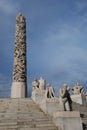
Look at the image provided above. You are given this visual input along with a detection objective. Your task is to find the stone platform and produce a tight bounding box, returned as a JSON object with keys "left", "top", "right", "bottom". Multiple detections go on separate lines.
{"left": 0, "top": 98, "right": 86, "bottom": 130}
{"left": 72, "top": 102, "right": 87, "bottom": 130}
{"left": 53, "top": 111, "right": 83, "bottom": 130}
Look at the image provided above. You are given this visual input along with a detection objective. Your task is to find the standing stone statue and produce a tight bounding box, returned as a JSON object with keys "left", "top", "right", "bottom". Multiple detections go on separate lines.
{"left": 72, "top": 82, "right": 84, "bottom": 95}
{"left": 11, "top": 13, "right": 27, "bottom": 98}
{"left": 32, "top": 79, "right": 39, "bottom": 90}
{"left": 38, "top": 76, "right": 46, "bottom": 90}
{"left": 59, "top": 84, "right": 72, "bottom": 111}
{"left": 45, "top": 84, "right": 55, "bottom": 98}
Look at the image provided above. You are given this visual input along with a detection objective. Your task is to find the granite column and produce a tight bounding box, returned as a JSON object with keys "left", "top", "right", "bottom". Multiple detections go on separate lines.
{"left": 11, "top": 13, "right": 27, "bottom": 98}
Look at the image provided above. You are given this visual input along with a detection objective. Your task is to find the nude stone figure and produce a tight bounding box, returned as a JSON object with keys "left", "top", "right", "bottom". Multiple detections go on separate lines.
{"left": 59, "top": 84, "right": 72, "bottom": 111}
{"left": 38, "top": 76, "right": 46, "bottom": 90}
{"left": 32, "top": 79, "right": 39, "bottom": 90}
{"left": 72, "top": 82, "right": 84, "bottom": 95}
{"left": 45, "top": 84, "right": 55, "bottom": 98}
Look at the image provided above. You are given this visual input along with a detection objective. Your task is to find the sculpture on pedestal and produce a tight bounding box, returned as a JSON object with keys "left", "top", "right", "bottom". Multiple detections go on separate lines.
{"left": 32, "top": 79, "right": 39, "bottom": 90}
{"left": 38, "top": 76, "right": 46, "bottom": 90}
{"left": 59, "top": 84, "right": 72, "bottom": 111}
{"left": 32, "top": 76, "right": 46, "bottom": 90}
{"left": 72, "top": 82, "right": 84, "bottom": 95}
{"left": 45, "top": 84, "right": 55, "bottom": 98}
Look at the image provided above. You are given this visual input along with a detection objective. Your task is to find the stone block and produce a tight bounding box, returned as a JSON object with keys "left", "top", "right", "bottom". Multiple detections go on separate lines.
{"left": 40, "top": 98, "right": 64, "bottom": 116}
{"left": 11, "top": 82, "right": 26, "bottom": 98}
{"left": 31, "top": 89, "right": 45, "bottom": 104}
{"left": 71, "top": 94, "right": 87, "bottom": 105}
{"left": 53, "top": 111, "right": 83, "bottom": 130}
{"left": 85, "top": 94, "right": 87, "bottom": 101}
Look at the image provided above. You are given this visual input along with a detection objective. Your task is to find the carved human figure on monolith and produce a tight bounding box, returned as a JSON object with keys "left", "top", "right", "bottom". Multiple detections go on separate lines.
{"left": 45, "top": 84, "right": 55, "bottom": 98}
{"left": 72, "top": 82, "right": 84, "bottom": 95}
{"left": 59, "top": 84, "right": 72, "bottom": 111}
{"left": 38, "top": 76, "right": 46, "bottom": 90}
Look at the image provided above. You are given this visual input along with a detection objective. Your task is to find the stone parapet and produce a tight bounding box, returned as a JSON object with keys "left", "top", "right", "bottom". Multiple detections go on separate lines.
{"left": 71, "top": 94, "right": 87, "bottom": 105}
{"left": 53, "top": 111, "right": 83, "bottom": 130}
{"left": 32, "top": 89, "right": 45, "bottom": 104}
{"left": 40, "top": 98, "right": 64, "bottom": 116}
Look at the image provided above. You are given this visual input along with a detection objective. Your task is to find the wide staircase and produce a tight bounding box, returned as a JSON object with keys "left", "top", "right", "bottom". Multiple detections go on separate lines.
{"left": 72, "top": 102, "right": 87, "bottom": 130}
{"left": 0, "top": 98, "right": 58, "bottom": 130}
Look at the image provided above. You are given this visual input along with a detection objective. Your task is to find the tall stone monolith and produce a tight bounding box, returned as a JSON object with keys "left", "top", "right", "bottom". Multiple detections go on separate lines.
{"left": 11, "top": 13, "right": 27, "bottom": 98}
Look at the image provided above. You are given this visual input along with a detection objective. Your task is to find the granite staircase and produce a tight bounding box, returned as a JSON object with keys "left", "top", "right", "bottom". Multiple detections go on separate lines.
{"left": 72, "top": 102, "right": 87, "bottom": 130}
{"left": 0, "top": 98, "right": 58, "bottom": 130}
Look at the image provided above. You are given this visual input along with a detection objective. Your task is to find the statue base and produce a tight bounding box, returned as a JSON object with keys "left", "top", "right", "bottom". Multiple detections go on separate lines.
{"left": 11, "top": 82, "right": 27, "bottom": 98}
{"left": 40, "top": 98, "right": 64, "bottom": 116}
{"left": 32, "top": 89, "right": 45, "bottom": 104}
{"left": 53, "top": 111, "right": 83, "bottom": 130}
{"left": 71, "top": 94, "right": 87, "bottom": 105}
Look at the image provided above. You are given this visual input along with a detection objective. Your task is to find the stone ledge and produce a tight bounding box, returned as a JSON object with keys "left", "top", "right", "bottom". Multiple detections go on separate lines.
{"left": 53, "top": 111, "right": 83, "bottom": 130}
{"left": 53, "top": 111, "right": 80, "bottom": 118}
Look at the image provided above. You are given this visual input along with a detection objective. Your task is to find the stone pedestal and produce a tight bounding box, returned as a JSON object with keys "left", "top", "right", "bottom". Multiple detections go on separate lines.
{"left": 53, "top": 111, "right": 83, "bottom": 130}
{"left": 11, "top": 82, "right": 26, "bottom": 98}
{"left": 71, "top": 94, "right": 86, "bottom": 105}
{"left": 32, "top": 89, "right": 45, "bottom": 104}
{"left": 40, "top": 98, "right": 64, "bottom": 116}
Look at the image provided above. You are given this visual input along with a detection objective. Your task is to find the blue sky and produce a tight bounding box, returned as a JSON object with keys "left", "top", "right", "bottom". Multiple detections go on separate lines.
{"left": 0, "top": 0, "right": 87, "bottom": 97}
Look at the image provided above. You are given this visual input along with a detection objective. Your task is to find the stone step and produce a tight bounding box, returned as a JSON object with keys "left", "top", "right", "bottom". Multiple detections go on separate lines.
{"left": 0, "top": 122, "right": 17, "bottom": 126}
{"left": 0, "top": 98, "right": 58, "bottom": 130}
{"left": 0, "top": 127, "right": 58, "bottom": 130}
{"left": 19, "top": 128, "right": 58, "bottom": 130}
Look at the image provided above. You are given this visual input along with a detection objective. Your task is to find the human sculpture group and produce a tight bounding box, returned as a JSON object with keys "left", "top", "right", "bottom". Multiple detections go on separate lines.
{"left": 32, "top": 77, "right": 85, "bottom": 111}
{"left": 32, "top": 77, "right": 55, "bottom": 98}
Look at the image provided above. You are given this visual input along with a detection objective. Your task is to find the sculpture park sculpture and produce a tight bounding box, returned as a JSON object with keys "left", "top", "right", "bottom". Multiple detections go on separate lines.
{"left": 72, "top": 82, "right": 84, "bottom": 95}
{"left": 32, "top": 79, "right": 39, "bottom": 90}
{"left": 59, "top": 84, "right": 72, "bottom": 111}
{"left": 45, "top": 84, "right": 55, "bottom": 98}
{"left": 38, "top": 77, "right": 46, "bottom": 90}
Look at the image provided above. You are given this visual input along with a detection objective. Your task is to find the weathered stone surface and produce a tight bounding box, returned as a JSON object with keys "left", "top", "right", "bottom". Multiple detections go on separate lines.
{"left": 38, "top": 77, "right": 46, "bottom": 90}
{"left": 53, "top": 111, "right": 83, "bottom": 130}
{"left": 59, "top": 84, "right": 72, "bottom": 111}
{"left": 45, "top": 84, "right": 55, "bottom": 98}
{"left": 72, "top": 82, "right": 84, "bottom": 95}
{"left": 32, "top": 77, "right": 46, "bottom": 90}
{"left": 86, "top": 94, "right": 87, "bottom": 102}
{"left": 13, "top": 13, "right": 26, "bottom": 82}
{"left": 11, "top": 13, "right": 27, "bottom": 98}
{"left": 40, "top": 98, "right": 64, "bottom": 116}
{"left": 72, "top": 101, "right": 87, "bottom": 129}
{"left": 0, "top": 98, "right": 58, "bottom": 130}
{"left": 32, "top": 89, "right": 45, "bottom": 104}
{"left": 71, "top": 94, "right": 87, "bottom": 105}
{"left": 32, "top": 79, "right": 39, "bottom": 90}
